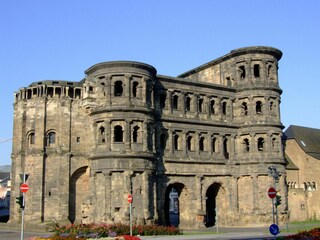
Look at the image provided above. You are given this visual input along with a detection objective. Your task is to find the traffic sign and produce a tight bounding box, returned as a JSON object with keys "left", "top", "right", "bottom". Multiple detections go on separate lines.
{"left": 128, "top": 194, "right": 133, "bottom": 203}
{"left": 268, "top": 187, "right": 276, "bottom": 199}
{"left": 269, "top": 223, "right": 279, "bottom": 235}
{"left": 20, "top": 183, "right": 29, "bottom": 193}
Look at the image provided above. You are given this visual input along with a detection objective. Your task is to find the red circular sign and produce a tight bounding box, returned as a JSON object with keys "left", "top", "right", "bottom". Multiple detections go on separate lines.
{"left": 268, "top": 187, "right": 276, "bottom": 199}
{"left": 128, "top": 194, "right": 133, "bottom": 203}
{"left": 20, "top": 183, "right": 29, "bottom": 193}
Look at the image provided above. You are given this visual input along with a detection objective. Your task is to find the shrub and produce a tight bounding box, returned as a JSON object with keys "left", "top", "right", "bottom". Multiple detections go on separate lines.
{"left": 285, "top": 227, "right": 320, "bottom": 239}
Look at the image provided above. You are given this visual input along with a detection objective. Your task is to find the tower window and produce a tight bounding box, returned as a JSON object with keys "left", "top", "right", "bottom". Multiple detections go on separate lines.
{"left": 210, "top": 99, "right": 215, "bottom": 114}
{"left": 199, "top": 136, "right": 205, "bottom": 151}
{"left": 173, "top": 95, "right": 179, "bottom": 110}
{"left": 28, "top": 132, "right": 35, "bottom": 145}
{"left": 114, "top": 125, "right": 123, "bottom": 142}
{"left": 160, "top": 93, "right": 166, "bottom": 108}
{"left": 186, "top": 96, "right": 191, "bottom": 112}
{"left": 256, "top": 101, "right": 262, "bottom": 114}
{"left": 114, "top": 81, "right": 123, "bottom": 96}
{"left": 258, "top": 137, "right": 264, "bottom": 151}
{"left": 212, "top": 137, "right": 217, "bottom": 153}
{"left": 132, "top": 82, "right": 139, "bottom": 97}
{"left": 239, "top": 66, "right": 246, "bottom": 79}
{"left": 223, "top": 138, "right": 229, "bottom": 159}
{"left": 243, "top": 138, "right": 250, "bottom": 152}
{"left": 254, "top": 64, "right": 260, "bottom": 78}
{"left": 198, "top": 98, "right": 203, "bottom": 113}
{"left": 187, "top": 135, "right": 194, "bottom": 151}
{"left": 174, "top": 134, "right": 180, "bottom": 150}
{"left": 47, "top": 132, "right": 56, "bottom": 146}
{"left": 241, "top": 102, "right": 248, "bottom": 115}
{"left": 132, "top": 126, "right": 140, "bottom": 143}
{"left": 99, "top": 126, "right": 105, "bottom": 143}
{"left": 222, "top": 102, "right": 227, "bottom": 115}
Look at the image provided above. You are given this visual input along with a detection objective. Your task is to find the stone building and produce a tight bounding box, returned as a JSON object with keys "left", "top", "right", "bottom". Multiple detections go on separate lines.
{"left": 10, "top": 46, "right": 287, "bottom": 228}
{"left": 284, "top": 125, "right": 320, "bottom": 221}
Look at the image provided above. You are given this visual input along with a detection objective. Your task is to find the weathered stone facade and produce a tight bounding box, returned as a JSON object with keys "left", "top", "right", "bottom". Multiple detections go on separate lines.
{"left": 10, "top": 46, "right": 287, "bottom": 228}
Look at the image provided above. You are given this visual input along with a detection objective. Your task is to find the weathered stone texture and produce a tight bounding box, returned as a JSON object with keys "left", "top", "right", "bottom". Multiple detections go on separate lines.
{"left": 10, "top": 46, "right": 286, "bottom": 228}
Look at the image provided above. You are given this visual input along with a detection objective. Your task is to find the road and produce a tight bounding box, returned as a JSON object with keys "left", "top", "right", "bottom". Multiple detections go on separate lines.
{"left": 0, "top": 228, "right": 288, "bottom": 240}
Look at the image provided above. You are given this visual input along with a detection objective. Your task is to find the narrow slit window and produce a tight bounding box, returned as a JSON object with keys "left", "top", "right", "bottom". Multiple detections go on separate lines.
{"left": 114, "top": 125, "right": 123, "bottom": 142}
{"left": 254, "top": 64, "right": 260, "bottom": 77}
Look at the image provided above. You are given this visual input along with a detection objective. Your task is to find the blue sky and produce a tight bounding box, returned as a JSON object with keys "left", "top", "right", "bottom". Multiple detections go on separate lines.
{"left": 1, "top": 0, "right": 320, "bottom": 166}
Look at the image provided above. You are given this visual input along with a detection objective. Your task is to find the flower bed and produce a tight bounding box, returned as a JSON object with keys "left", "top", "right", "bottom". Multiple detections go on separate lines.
{"left": 285, "top": 227, "right": 320, "bottom": 239}
{"left": 30, "top": 223, "right": 181, "bottom": 239}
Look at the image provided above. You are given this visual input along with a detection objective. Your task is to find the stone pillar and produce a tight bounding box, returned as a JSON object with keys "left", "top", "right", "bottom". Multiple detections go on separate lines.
{"left": 143, "top": 171, "right": 152, "bottom": 222}
{"left": 143, "top": 120, "right": 148, "bottom": 152}
{"left": 106, "top": 75, "right": 111, "bottom": 105}
{"left": 125, "top": 74, "right": 131, "bottom": 103}
{"left": 168, "top": 90, "right": 173, "bottom": 113}
{"left": 142, "top": 77, "right": 147, "bottom": 105}
{"left": 125, "top": 120, "right": 131, "bottom": 150}
{"left": 105, "top": 120, "right": 111, "bottom": 151}
{"left": 252, "top": 175, "right": 258, "bottom": 211}
{"left": 231, "top": 176, "right": 239, "bottom": 211}
{"left": 103, "top": 171, "right": 112, "bottom": 221}
{"left": 195, "top": 175, "right": 205, "bottom": 226}
{"left": 195, "top": 132, "right": 200, "bottom": 155}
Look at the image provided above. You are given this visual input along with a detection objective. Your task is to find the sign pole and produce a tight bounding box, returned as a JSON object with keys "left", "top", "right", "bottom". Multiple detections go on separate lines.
{"left": 21, "top": 173, "right": 26, "bottom": 240}
{"left": 130, "top": 202, "right": 132, "bottom": 236}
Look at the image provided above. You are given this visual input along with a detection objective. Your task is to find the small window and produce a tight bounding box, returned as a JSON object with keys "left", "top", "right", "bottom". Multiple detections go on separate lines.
{"left": 198, "top": 98, "right": 203, "bottom": 113}
{"left": 199, "top": 137, "right": 205, "bottom": 151}
{"left": 173, "top": 95, "right": 179, "bottom": 110}
{"left": 223, "top": 138, "right": 229, "bottom": 159}
{"left": 132, "top": 82, "right": 139, "bottom": 97}
{"left": 243, "top": 138, "right": 250, "bottom": 152}
{"left": 99, "top": 126, "right": 105, "bottom": 143}
{"left": 160, "top": 133, "right": 167, "bottom": 150}
{"left": 76, "top": 137, "right": 80, "bottom": 143}
{"left": 210, "top": 100, "right": 215, "bottom": 115}
{"left": 47, "top": 132, "right": 56, "bottom": 146}
{"left": 212, "top": 137, "right": 217, "bottom": 153}
{"left": 254, "top": 64, "right": 260, "bottom": 78}
{"left": 88, "top": 86, "right": 94, "bottom": 93}
{"left": 28, "top": 132, "right": 35, "bottom": 145}
{"left": 256, "top": 101, "right": 262, "bottom": 114}
{"left": 114, "top": 125, "right": 123, "bottom": 142}
{"left": 132, "top": 126, "right": 140, "bottom": 143}
{"left": 222, "top": 102, "right": 227, "bottom": 115}
{"left": 239, "top": 66, "right": 246, "bottom": 79}
{"left": 186, "top": 96, "right": 191, "bottom": 112}
{"left": 241, "top": 102, "right": 248, "bottom": 116}
{"left": 258, "top": 137, "right": 264, "bottom": 151}
{"left": 174, "top": 134, "right": 180, "bottom": 150}
{"left": 187, "top": 136, "right": 193, "bottom": 151}
{"left": 114, "top": 81, "right": 123, "bottom": 96}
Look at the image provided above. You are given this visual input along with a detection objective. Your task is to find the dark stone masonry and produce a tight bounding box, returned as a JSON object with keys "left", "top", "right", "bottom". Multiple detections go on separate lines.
{"left": 10, "top": 46, "right": 287, "bottom": 228}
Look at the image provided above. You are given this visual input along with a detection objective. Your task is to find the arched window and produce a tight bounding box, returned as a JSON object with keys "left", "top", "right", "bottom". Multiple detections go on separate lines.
{"left": 210, "top": 99, "right": 215, "bottom": 115}
{"left": 173, "top": 95, "right": 179, "bottom": 110}
{"left": 243, "top": 138, "right": 250, "bottom": 152}
{"left": 239, "top": 66, "right": 246, "bottom": 79}
{"left": 199, "top": 136, "right": 205, "bottom": 151}
{"left": 256, "top": 101, "right": 262, "bottom": 114}
{"left": 174, "top": 134, "right": 180, "bottom": 150}
{"left": 198, "top": 98, "right": 203, "bottom": 113}
{"left": 28, "top": 132, "right": 35, "bottom": 146}
{"left": 223, "top": 138, "right": 229, "bottom": 159}
{"left": 222, "top": 101, "right": 227, "bottom": 115}
{"left": 99, "top": 126, "right": 105, "bottom": 143}
{"left": 114, "top": 125, "right": 123, "bottom": 142}
{"left": 254, "top": 64, "right": 260, "bottom": 78}
{"left": 47, "top": 131, "right": 56, "bottom": 147}
{"left": 132, "top": 126, "right": 140, "bottom": 143}
{"left": 186, "top": 96, "right": 191, "bottom": 112}
{"left": 257, "top": 137, "right": 264, "bottom": 151}
{"left": 241, "top": 102, "right": 248, "bottom": 116}
{"left": 187, "top": 135, "right": 193, "bottom": 151}
{"left": 132, "top": 82, "right": 139, "bottom": 97}
{"left": 114, "top": 81, "right": 123, "bottom": 96}
{"left": 212, "top": 137, "right": 217, "bottom": 153}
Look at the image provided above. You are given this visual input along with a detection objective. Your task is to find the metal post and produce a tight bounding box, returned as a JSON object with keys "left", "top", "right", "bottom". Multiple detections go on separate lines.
{"left": 129, "top": 202, "right": 132, "bottom": 236}
{"left": 21, "top": 173, "right": 26, "bottom": 240}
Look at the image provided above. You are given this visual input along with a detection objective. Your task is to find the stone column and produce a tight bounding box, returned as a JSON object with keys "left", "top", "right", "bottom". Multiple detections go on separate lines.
{"left": 103, "top": 171, "right": 112, "bottom": 220}
{"left": 252, "top": 175, "right": 258, "bottom": 211}
{"left": 125, "top": 120, "right": 131, "bottom": 150}
{"left": 125, "top": 74, "right": 131, "bottom": 103}
{"left": 143, "top": 171, "right": 152, "bottom": 221}
{"left": 168, "top": 90, "right": 173, "bottom": 113}
{"left": 105, "top": 120, "right": 111, "bottom": 151}
{"left": 106, "top": 75, "right": 111, "bottom": 105}
{"left": 143, "top": 120, "right": 148, "bottom": 152}
{"left": 231, "top": 176, "right": 239, "bottom": 211}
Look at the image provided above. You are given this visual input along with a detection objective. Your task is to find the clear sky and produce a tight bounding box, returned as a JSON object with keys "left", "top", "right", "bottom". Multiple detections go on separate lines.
{"left": 1, "top": 0, "right": 320, "bottom": 166}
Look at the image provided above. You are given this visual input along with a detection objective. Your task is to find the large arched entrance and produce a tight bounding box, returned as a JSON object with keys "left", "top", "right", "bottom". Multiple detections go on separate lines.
{"left": 164, "top": 183, "right": 188, "bottom": 227}
{"left": 68, "top": 166, "right": 89, "bottom": 223}
{"left": 205, "top": 183, "right": 221, "bottom": 227}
